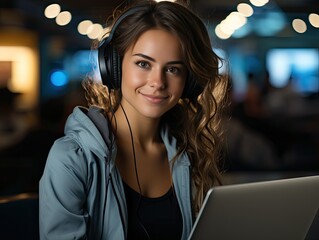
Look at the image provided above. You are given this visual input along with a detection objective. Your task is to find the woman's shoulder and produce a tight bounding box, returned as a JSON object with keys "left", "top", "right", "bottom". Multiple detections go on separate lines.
{"left": 46, "top": 106, "right": 112, "bottom": 168}
{"left": 64, "top": 106, "right": 112, "bottom": 151}
{"left": 46, "top": 135, "right": 88, "bottom": 170}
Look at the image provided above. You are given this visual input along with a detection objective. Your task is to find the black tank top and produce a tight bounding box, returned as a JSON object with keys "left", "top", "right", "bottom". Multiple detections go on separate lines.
{"left": 123, "top": 182, "right": 183, "bottom": 240}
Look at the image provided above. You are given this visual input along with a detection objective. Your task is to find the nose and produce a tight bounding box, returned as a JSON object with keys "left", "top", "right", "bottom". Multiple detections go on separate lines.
{"left": 148, "top": 68, "right": 166, "bottom": 90}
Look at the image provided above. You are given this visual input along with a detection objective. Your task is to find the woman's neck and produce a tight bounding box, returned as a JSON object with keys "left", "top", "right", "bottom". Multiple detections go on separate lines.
{"left": 112, "top": 105, "right": 162, "bottom": 149}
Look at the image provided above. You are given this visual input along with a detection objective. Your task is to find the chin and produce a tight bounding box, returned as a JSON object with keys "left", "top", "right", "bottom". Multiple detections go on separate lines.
{"left": 140, "top": 111, "right": 165, "bottom": 119}
{"left": 137, "top": 106, "right": 170, "bottom": 119}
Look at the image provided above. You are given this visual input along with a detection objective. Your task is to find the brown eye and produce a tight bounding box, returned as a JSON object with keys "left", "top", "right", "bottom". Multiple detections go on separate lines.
{"left": 136, "top": 61, "right": 150, "bottom": 69}
{"left": 166, "top": 66, "right": 180, "bottom": 75}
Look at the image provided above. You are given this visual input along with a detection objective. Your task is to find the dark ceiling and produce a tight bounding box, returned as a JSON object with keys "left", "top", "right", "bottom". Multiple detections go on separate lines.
{"left": 3, "top": 0, "right": 318, "bottom": 25}
{"left": 0, "top": 0, "right": 318, "bottom": 48}
{"left": 48, "top": 0, "right": 319, "bottom": 22}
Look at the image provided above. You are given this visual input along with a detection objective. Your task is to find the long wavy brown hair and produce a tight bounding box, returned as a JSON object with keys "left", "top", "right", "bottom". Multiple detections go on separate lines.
{"left": 83, "top": 0, "right": 229, "bottom": 215}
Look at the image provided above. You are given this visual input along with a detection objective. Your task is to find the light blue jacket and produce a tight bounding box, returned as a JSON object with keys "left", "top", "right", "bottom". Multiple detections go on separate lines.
{"left": 39, "top": 106, "right": 193, "bottom": 240}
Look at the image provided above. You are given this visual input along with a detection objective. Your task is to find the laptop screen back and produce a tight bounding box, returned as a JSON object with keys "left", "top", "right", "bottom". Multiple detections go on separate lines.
{"left": 188, "top": 175, "right": 319, "bottom": 240}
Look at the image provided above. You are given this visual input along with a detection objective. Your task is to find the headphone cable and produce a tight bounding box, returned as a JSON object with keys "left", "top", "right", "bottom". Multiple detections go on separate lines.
{"left": 120, "top": 104, "right": 151, "bottom": 240}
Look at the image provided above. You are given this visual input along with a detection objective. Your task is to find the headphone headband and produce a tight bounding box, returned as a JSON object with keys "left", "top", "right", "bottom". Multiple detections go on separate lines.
{"left": 99, "top": 6, "right": 145, "bottom": 49}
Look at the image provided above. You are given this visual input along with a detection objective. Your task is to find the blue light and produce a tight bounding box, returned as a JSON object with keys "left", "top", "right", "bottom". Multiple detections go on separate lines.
{"left": 232, "top": 24, "right": 252, "bottom": 38}
{"left": 254, "top": 11, "right": 286, "bottom": 36}
{"left": 50, "top": 70, "right": 68, "bottom": 86}
{"left": 266, "top": 48, "right": 319, "bottom": 93}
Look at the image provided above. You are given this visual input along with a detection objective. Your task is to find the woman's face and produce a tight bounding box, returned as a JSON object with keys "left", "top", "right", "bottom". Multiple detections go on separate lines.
{"left": 120, "top": 29, "right": 187, "bottom": 120}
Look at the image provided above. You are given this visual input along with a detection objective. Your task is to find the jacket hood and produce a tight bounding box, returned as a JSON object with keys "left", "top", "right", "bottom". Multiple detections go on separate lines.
{"left": 64, "top": 106, "right": 111, "bottom": 161}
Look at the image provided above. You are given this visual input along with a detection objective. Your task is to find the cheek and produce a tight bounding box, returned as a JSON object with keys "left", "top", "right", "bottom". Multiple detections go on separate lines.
{"left": 121, "top": 63, "right": 143, "bottom": 90}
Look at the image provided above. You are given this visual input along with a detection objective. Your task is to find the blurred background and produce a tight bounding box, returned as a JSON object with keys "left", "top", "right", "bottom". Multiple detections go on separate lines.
{"left": 0, "top": 0, "right": 319, "bottom": 238}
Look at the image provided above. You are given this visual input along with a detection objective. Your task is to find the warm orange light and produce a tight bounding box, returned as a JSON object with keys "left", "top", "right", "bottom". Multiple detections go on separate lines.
{"left": 0, "top": 46, "right": 39, "bottom": 108}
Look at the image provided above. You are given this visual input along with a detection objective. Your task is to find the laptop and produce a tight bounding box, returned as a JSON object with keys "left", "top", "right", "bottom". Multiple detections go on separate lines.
{"left": 188, "top": 175, "right": 319, "bottom": 240}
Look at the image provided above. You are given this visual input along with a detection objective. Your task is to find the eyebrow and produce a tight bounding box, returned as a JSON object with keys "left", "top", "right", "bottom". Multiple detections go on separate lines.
{"left": 132, "top": 53, "right": 185, "bottom": 65}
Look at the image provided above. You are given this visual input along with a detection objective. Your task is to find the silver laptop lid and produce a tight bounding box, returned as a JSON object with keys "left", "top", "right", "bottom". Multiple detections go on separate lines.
{"left": 188, "top": 175, "right": 319, "bottom": 240}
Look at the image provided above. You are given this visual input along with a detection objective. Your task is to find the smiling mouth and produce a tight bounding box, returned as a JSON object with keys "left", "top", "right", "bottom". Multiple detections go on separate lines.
{"left": 141, "top": 93, "right": 169, "bottom": 104}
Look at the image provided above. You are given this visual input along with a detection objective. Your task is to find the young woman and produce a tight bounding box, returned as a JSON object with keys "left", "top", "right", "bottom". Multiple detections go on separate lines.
{"left": 39, "top": 1, "right": 229, "bottom": 239}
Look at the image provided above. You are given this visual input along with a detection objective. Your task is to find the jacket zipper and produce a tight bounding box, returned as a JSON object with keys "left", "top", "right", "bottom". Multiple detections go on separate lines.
{"left": 189, "top": 165, "right": 195, "bottom": 223}
{"left": 110, "top": 176, "right": 126, "bottom": 239}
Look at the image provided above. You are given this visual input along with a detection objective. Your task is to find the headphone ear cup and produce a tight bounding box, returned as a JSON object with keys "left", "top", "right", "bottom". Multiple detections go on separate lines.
{"left": 99, "top": 39, "right": 121, "bottom": 90}
{"left": 98, "top": 6, "right": 145, "bottom": 90}
{"left": 98, "top": 39, "right": 108, "bottom": 87}
{"left": 112, "top": 46, "right": 122, "bottom": 89}
{"left": 182, "top": 73, "right": 202, "bottom": 99}
{"left": 182, "top": 76, "right": 192, "bottom": 99}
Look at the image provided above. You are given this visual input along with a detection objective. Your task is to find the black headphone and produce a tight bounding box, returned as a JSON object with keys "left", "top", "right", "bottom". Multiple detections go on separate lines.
{"left": 98, "top": 6, "right": 203, "bottom": 99}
